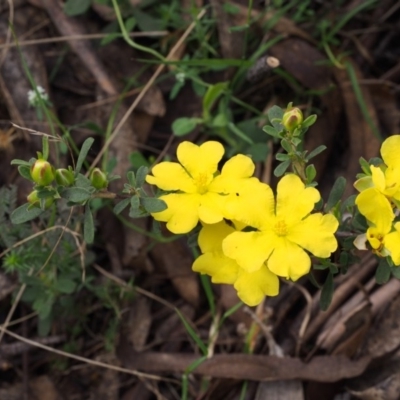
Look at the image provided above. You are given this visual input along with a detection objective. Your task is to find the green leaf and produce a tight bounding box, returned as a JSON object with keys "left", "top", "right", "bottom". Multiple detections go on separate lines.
{"left": 391, "top": 266, "right": 400, "bottom": 279}
{"left": 280, "top": 139, "right": 292, "bottom": 153}
{"left": 245, "top": 143, "right": 269, "bottom": 162}
{"left": 275, "top": 153, "right": 290, "bottom": 161}
{"left": 172, "top": 117, "right": 200, "bottom": 136}
{"left": 359, "top": 157, "right": 371, "bottom": 175}
{"left": 274, "top": 159, "right": 291, "bottom": 177}
{"left": 212, "top": 113, "right": 228, "bottom": 128}
{"left": 306, "top": 164, "right": 317, "bottom": 182}
{"left": 127, "top": 171, "right": 136, "bottom": 187}
{"left": 11, "top": 159, "right": 31, "bottom": 166}
{"left": 113, "top": 198, "right": 131, "bottom": 215}
{"left": 267, "top": 105, "right": 284, "bottom": 131}
{"left": 11, "top": 203, "right": 44, "bottom": 224}
{"left": 54, "top": 277, "right": 77, "bottom": 294}
{"left": 60, "top": 187, "right": 91, "bottom": 203}
{"left": 84, "top": 203, "right": 94, "bottom": 244}
{"left": 375, "top": 258, "right": 391, "bottom": 284}
{"left": 75, "top": 137, "right": 94, "bottom": 176}
{"left": 125, "top": 16, "right": 136, "bottom": 32}
{"left": 129, "top": 151, "right": 149, "bottom": 169}
{"left": 130, "top": 196, "right": 140, "bottom": 209}
{"left": 136, "top": 166, "right": 149, "bottom": 187}
{"left": 202, "top": 82, "right": 228, "bottom": 118}
{"left": 306, "top": 145, "right": 327, "bottom": 161}
{"left": 18, "top": 165, "right": 33, "bottom": 181}
{"left": 262, "top": 125, "right": 280, "bottom": 138}
{"left": 141, "top": 197, "right": 167, "bottom": 213}
{"left": 325, "top": 177, "right": 346, "bottom": 212}
{"left": 129, "top": 206, "right": 148, "bottom": 219}
{"left": 175, "top": 307, "right": 208, "bottom": 356}
{"left": 320, "top": 272, "right": 334, "bottom": 311}
{"left": 302, "top": 114, "right": 317, "bottom": 128}
{"left": 64, "top": 0, "right": 91, "bottom": 16}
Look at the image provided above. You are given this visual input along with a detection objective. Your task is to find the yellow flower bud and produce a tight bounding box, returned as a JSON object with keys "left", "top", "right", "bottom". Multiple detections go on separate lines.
{"left": 55, "top": 168, "right": 74, "bottom": 187}
{"left": 90, "top": 168, "right": 108, "bottom": 189}
{"left": 30, "top": 159, "right": 55, "bottom": 186}
{"left": 27, "top": 190, "right": 54, "bottom": 209}
{"left": 282, "top": 107, "right": 303, "bottom": 132}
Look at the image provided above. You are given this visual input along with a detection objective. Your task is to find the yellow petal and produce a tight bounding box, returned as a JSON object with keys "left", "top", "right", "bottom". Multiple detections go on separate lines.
{"left": 192, "top": 251, "right": 239, "bottom": 284}
{"left": 222, "top": 231, "right": 276, "bottom": 273}
{"left": 198, "top": 192, "right": 225, "bottom": 224}
{"left": 177, "top": 141, "right": 224, "bottom": 177}
{"left": 385, "top": 222, "right": 400, "bottom": 265}
{"left": 276, "top": 174, "right": 320, "bottom": 226}
{"left": 146, "top": 162, "right": 196, "bottom": 192}
{"left": 221, "top": 179, "right": 275, "bottom": 229}
{"left": 384, "top": 167, "right": 400, "bottom": 197}
{"left": 370, "top": 165, "right": 386, "bottom": 192}
{"left": 268, "top": 237, "right": 311, "bottom": 280}
{"left": 354, "top": 176, "right": 373, "bottom": 193}
{"left": 366, "top": 227, "right": 383, "bottom": 250}
{"left": 234, "top": 265, "right": 279, "bottom": 306}
{"left": 220, "top": 154, "right": 255, "bottom": 178}
{"left": 381, "top": 135, "right": 400, "bottom": 169}
{"left": 152, "top": 193, "right": 200, "bottom": 234}
{"left": 355, "top": 188, "right": 393, "bottom": 232}
{"left": 287, "top": 213, "right": 338, "bottom": 258}
{"left": 198, "top": 221, "right": 235, "bottom": 253}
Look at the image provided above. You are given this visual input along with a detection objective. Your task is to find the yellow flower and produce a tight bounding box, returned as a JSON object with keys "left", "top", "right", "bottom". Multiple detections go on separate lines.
{"left": 146, "top": 141, "right": 257, "bottom": 234}
{"left": 355, "top": 135, "right": 400, "bottom": 214}
{"left": 192, "top": 221, "right": 279, "bottom": 306}
{"left": 222, "top": 174, "right": 339, "bottom": 280}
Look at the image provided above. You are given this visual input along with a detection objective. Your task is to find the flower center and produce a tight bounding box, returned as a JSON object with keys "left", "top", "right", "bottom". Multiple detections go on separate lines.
{"left": 194, "top": 173, "right": 211, "bottom": 195}
{"left": 274, "top": 220, "right": 287, "bottom": 236}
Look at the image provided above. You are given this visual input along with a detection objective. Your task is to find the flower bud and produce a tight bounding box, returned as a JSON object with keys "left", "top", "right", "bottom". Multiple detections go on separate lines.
{"left": 90, "top": 168, "right": 108, "bottom": 189}
{"left": 27, "top": 190, "right": 54, "bottom": 209}
{"left": 55, "top": 168, "right": 74, "bottom": 187}
{"left": 282, "top": 107, "right": 303, "bottom": 132}
{"left": 30, "top": 159, "right": 55, "bottom": 186}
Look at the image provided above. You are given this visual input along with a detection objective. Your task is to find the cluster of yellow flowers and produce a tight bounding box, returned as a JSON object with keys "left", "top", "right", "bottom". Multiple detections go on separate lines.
{"left": 354, "top": 135, "right": 400, "bottom": 265}
{"left": 146, "top": 141, "right": 339, "bottom": 306}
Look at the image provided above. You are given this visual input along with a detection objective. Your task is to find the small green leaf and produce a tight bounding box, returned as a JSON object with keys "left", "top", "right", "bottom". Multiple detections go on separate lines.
{"left": 114, "top": 198, "right": 131, "bottom": 215}
{"left": 375, "top": 258, "right": 391, "bottom": 284}
{"left": 136, "top": 166, "right": 149, "bottom": 187}
{"left": 280, "top": 139, "right": 292, "bottom": 153}
{"left": 64, "top": 0, "right": 91, "bottom": 16}
{"left": 267, "top": 105, "right": 284, "bottom": 131}
{"left": 325, "top": 177, "right": 346, "bottom": 212}
{"left": 391, "top": 266, "right": 400, "bottom": 279}
{"left": 11, "top": 203, "right": 44, "bottom": 224}
{"left": 202, "top": 82, "right": 228, "bottom": 118}
{"left": 60, "top": 187, "right": 91, "bottom": 203}
{"left": 129, "top": 206, "right": 148, "bottom": 218}
{"left": 18, "top": 165, "right": 33, "bottom": 181}
{"left": 75, "top": 137, "right": 94, "bottom": 176}
{"left": 11, "top": 159, "right": 31, "bottom": 166}
{"left": 307, "top": 145, "right": 327, "bottom": 161}
{"left": 245, "top": 143, "right": 269, "bottom": 162}
{"left": 130, "top": 196, "right": 140, "bottom": 209}
{"left": 274, "top": 159, "right": 291, "bottom": 177}
{"left": 262, "top": 125, "right": 280, "bottom": 138}
{"left": 275, "top": 153, "right": 290, "bottom": 161}
{"left": 359, "top": 157, "right": 371, "bottom": 175}
{"left": 125, "top": 16, "right": 136, "bottom": 32}
{"left": 55, "top": 277, "right": 77, "bottom": 294}
{"left": 302, "top": 114, "right": 317, "bottom": 128}
{"left": 172, "top": 117, "right": 200, "bottom": 136}
{"left": 306, "top": 164, "right": 317, "bottom": 182}
{"left": 141, "top": 197, "right": 167, "bottom": 213}
{"left": 320, "top": 272, "right": 334, "bottom": 311}
{"left": 84, "top": 203, "right": 94, "bottom": 244}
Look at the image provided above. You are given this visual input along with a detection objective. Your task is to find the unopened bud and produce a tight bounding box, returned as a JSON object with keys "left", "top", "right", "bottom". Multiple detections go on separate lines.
{"left": 90, "top": 168, "right": 108, "bottom": 190}
{"left": 30, "top": 159, "right": 55, "bottom": 186}
{"left": 282, "top": 107, "right": 303, "bottom": 132}
{"left": 55, "top": 168, "right": 74, "bottom": 187}
{"left": 27, "top": 190, "right": 54, "bottom": 209}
